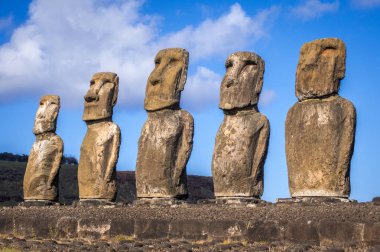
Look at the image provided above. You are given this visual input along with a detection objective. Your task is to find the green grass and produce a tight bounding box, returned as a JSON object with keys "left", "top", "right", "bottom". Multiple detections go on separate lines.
{"left": 0, "top": 248, "right": 21, "bottom": 252}
{"left": 0, "top": 160, "right": 27, "bottom": 169}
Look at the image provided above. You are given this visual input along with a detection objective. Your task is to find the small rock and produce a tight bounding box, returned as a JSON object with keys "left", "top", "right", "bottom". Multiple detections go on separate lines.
{"left": 324, "top": 248, "right": 345, "bottom": 252}
{"left": 368, "top": 245, "right": 380, "bottom": 252}
{"left": 372, "top": 197, "right": 380, "bottom": 205}
{"left": 254, "top": 245, "right": 269, "bottom": 251}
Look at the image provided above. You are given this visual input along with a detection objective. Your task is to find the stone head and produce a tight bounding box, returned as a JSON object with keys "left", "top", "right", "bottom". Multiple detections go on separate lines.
{"left": 296, "top": 38, "right": 346, "bottom": 101}
{"left": 33, "top": 95, "right": 60, "bottom": 135}
{"left": 144, "top": 48, "right": 189, "bottom": 111}
{"left": 219, "top": 52, "right": 265, "bottom": 110}
{"left": 83, "top": 72, "right": 119, "bottom": 121}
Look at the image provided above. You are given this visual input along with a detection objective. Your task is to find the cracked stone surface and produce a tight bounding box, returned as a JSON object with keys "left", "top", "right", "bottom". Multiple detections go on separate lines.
{"left": 136, "top": 48, "right": 194, "bottom": 199}
{"left": 78, "top": 72, "right": 121, "bottom": 201}
{"left": 212, "top": 52, "right": 269, "bottom": 198}
{"left": 286, "top": 38, "right": 356, "bottom": 198}
{"left": 23, "top": 95, "right": 63, "bottom": 202}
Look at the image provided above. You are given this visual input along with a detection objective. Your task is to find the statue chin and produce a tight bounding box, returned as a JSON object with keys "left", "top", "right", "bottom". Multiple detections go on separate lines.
{"left": 82, "top": 106, "right": 112, "bottom": 122}
{"left": 144, "top": 97, "right": 179, "bottom": 111}
{"left": 33, "top": 120, "right": 55, "bottom": 135}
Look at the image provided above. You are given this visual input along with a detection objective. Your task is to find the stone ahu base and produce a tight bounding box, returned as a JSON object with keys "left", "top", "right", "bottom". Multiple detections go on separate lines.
{"left": 276, "top": 197, "right": 354, "bottom": 204}
{"left": 135, "top": 197, "right": 187, "bottom": 206}
{"left": 0, "top": 201, "right": 379, "bottom": 251}
{"left": 20, "top": 200, "right": 60, "bottom": 207}
{"left": 199, "top": 197, "right": 265, "bottom": 205}
{"left": 76, "top": 199, "right": 122, "bottom": 207}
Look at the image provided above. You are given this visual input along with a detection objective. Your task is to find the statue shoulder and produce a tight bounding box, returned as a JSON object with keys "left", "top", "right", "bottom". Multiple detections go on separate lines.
{"left": 178, "top": 109, "right": 194, "bottom": 126}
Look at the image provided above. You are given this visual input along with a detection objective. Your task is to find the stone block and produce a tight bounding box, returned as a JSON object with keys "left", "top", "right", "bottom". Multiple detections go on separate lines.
{"left": 284, "top": 221, "right": 319, "bottom": 245}
{"left": 56, "top": 217, "right": 78, "bottom": 239}
{"left": 135, "top": 219, "right": 170, "bottom": 239}
{"left": 246, "top": 221, "right": 281, "bottom": 243}
{"left": 14, "top": 217, "right": 57, "bottom": 239}
{"left": 363, "top": 222, "right": 380, "bottom": 245}
{"left": 206, "top": 220, "right": 246, "bottom": 241}
{"left": 0, "top": 216, "right": 13, "bottom": 234}
{"left": 169, "top": 219, "right": 208, "bottom": 240}
{"left": 319, "top": 220, "right": 360, "bottom": 245}
{"left": 78, "top": 218, "right": 111, "bottom": 240}
{"left": 109, "top": 218, "right": 135, "bottom": 237}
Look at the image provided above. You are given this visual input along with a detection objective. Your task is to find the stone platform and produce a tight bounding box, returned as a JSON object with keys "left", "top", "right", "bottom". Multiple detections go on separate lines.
{"left": 0, "top": 202, "right": 379, "bottom": 251}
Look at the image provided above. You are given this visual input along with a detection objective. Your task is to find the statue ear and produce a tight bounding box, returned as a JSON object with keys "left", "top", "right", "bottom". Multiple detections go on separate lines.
{"left": 335, "top": 52, "right": 346, "bottom": 81}
{"left": 254, "top": 59, "right": 265, "bottom": 94}
{"left": 178, "top": 50, "right": 189, "bottom": 91}
{"left": 52, "top": 96, "right": 61, "bottom": 122}
{"left": 111, "top": 76, "right": 119, "bottom": 106}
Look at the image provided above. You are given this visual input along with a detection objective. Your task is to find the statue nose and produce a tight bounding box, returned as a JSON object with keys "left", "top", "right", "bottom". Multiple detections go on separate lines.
{"left": 225, "top": 79, "right": 234, "bottom": 88}
{"left": 84, "top": 91, "right": 98, "bottom": 102}
{"left": 150, "top": 77, "right": 161, "bottom": 86}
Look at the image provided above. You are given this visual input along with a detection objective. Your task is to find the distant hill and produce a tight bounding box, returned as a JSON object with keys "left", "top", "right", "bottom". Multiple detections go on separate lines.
{"left": 0, "top": 160, "right": 214, "bottom": 206}
{"left": 0, "top": 152, "right": 78, "bottom": 165}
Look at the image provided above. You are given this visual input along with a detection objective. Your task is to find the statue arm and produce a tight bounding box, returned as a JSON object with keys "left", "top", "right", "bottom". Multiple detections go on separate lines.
{"left": 47, "top": 136, "right": 64, "bottom": 187}
{"left": 104, "top": 125, "right": 121, "bottom": 182}
{"left": 250, "top": 116, "right": 270, "bottom": 181}
{"left": 337, "top": 101, "right": 356, "bottom": 184}
{"left": 173, "top": 112, "right": 194, "bottom": 186}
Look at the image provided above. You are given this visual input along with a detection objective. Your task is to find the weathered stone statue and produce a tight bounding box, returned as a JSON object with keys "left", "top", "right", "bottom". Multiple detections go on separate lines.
{"left": 285, "top": 38, "right": 356, "bottom": 199}
{"left": 212, "top": 52, "right": 270, "bottom": 202}
{"left": 136, "top": 48, "right": 194, "bottom": 201}
{"left": 78, "top": 72, "right": 121, "bottom": 203}
{"left": 23, "top": 95, "right": 63, "bottom": 204}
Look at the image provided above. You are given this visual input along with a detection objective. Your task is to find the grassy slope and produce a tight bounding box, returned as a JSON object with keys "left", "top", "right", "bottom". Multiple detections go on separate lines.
{"left": 0, "top": 160, "right": 79, "bottom": 205}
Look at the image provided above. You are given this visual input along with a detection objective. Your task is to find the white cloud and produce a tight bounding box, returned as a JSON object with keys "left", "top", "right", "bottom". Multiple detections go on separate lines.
{"left": 351, "top": 0, "right": 380, "bottom": 8}
{"left": 259, "top": 89, "right": 277, "bottom": 106}
{"left": 160, "top": 4, "right": 279, "bottom": 60}
{"left": 0, "top": 0, "right": 277, "bottom": 109}
{"left": 182, "top": 67, "right": 221, "bottom": 110}
{"left": 290, "top": 0, "right": 339, "bottom": 20}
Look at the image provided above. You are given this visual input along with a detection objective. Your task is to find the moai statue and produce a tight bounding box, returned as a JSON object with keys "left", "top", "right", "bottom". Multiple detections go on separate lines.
{"left": 285, "top": 38, "right": 356, "bottom": 200}
{"left": 23, "top": 95, "right": 63, "bottom": 205}
{"left": 78, "top": 72, "right": 121, "bottom": 204}
{"left": 212, "top": 52, "right": 270, "bottom": 202}
{"left": 136, "top": 48, "right": 194, "bottom": 201}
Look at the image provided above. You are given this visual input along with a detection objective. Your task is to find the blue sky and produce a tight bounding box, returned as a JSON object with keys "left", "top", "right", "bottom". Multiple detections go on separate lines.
{"left": 0, "top": 0, "right": 379, "bottom": 202}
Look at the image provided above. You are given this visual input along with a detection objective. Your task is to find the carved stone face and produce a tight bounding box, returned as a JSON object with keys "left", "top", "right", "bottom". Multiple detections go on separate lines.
{"left": 33, "top": 95, "right": 60, "bottom": 135}
{"left": 219, "top": 52, "right": 265, "bottom": 110}
{"left": 296, "top": 38, "right": 346, "bottom": 101}
{"left": 82, "top": 72, "right": 119, "bottom": 121}
{"left": 144, "top": 48, "right": 189, "bottom": 111}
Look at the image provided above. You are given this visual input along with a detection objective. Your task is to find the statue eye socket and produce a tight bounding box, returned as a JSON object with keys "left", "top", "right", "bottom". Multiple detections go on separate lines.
{"left": 225, "top": 61, "right": 233, "bottom": 68}
{"left": 245, "top": 60, "right": 257, "bottom": 66}
{"left": 90, "top": 80, "right": 95, "bottom": 85}
{"left": 169, "top": 58, "right": 178, "bottom": 63}
{"left": 155, "top": 58, "right": 161, "bottom": 65}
